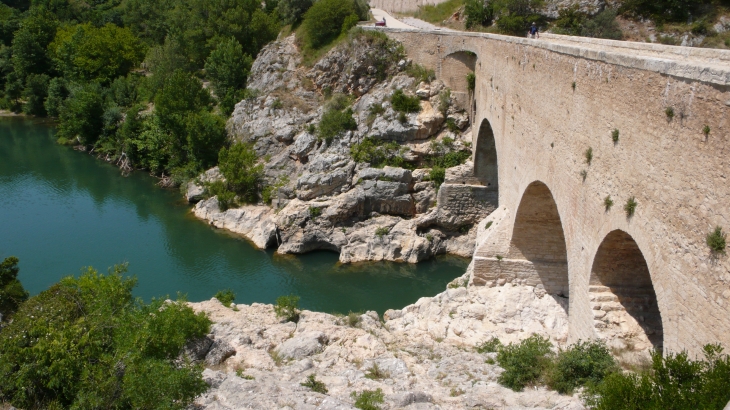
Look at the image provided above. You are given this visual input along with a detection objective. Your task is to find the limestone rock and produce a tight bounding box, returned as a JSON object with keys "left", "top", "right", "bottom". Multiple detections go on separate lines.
{"left": 275, "top": 331, "right": 329, "bottom": 360}
{"left": 193, "top": 200, "right": 277, "bottom": 249}
{"left": 205, "top": 339, "right": 237, "bottom": 366}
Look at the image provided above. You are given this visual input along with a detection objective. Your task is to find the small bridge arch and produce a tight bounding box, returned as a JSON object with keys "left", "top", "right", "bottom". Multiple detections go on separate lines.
{"left": 440, "top": 50, "right": 477, "bottom": 111}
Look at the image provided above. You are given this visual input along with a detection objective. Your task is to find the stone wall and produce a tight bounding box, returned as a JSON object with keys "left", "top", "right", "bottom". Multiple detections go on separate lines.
{"left": 374, "top": 27, "right": 730, "bottom": 355}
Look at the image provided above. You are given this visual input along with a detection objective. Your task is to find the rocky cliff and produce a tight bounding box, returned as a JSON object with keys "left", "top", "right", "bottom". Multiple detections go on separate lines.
{"left": 189, "top": 32, "right": 492, "bottom": 264}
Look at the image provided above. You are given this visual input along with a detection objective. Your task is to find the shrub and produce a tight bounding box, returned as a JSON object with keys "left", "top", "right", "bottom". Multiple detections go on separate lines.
{"left": 351, "top": 388, "right": 385, "bottom": 410}
{"left": 464, "top": 0, "right": 494, "bottom": 29}
{"left": 309, "top": 206, "right": 322, "bottom": 218}
{"left": 604, "top": 195, "right": 613, "bottom": 211}
{"left": 703, "top": 125, "right": 710, "bottom": 137}
{"left": 350, "top": 137, "right": 411, "bottom": 169}
{"left": 57, "top": 83, "right": 105, "bottom": 145}
{"left": 583, "top": 344, "right": 730, "bottom": 410}
{"left": 398, "top": 112, "right": 408, "bottom": 123}
{"left": 218, "top": 143, "right": 264, "bottom": 204}
{"left": 301, "top": 0, "right": 357, "bottom": 49}
{"left": 706, "top": 226, "right": 726, "bottom": 255}
{"left": 214, "top": 289, "right": 236, "bottom": 307}
{"left": 624, "top": 196, "right": 637, "bottom": 217}
{"left": 274, "top": 294, "right": 300, "bottom": 322}
{"left": 406, "top": 63, "right": 435, "bottom": 83}
{"left": 301, "top": 374, "right": 328, "bottom": 394}
{"left": 429, "top": 166, "right": 446, "bottom": 188}
{"left": 497, "top": 334, "right": 553, "bottom": 391}
{"left": 278, "top": 0, "right": 314, "bottom": 25}
{"left": 318, "top": 107, "right": 357, "bottom": 144}
{"left": 438, "top": 88, "right": 451, "bottom": 116}
{"left": 466, "top": 72, "right": 476, "bottom": 92}
{"left": 0, "top": 256, "right": 28, "bottom": 321}
{"left": 545, "top": 340, "right": 617, "bottom": 394}
{"left": 391, "top": 89, "right": 421, "bottom": 113}
{"left": 22, "top": 73, "right": 49, "bottom": 116}
{"left": 612, "top": 128, "right": 619, "bottom": 143}
{"left": 347, "top": 311, "right": 362, "bottom": 327}
{"left": 271, "top": 98, "right": 283, "bottom": 109}
{"left": 207, "top": 180, "right": 237, "bottom": 211}
{"left": 365, "top": 362, "right": 389, "bottom": 379}
{"left": 665, "top": 106, "right": 674, "bottom": 119}
{"left": 375, "top": 227, "right": 390, "bottom": 238}
{"left": 585, "top": 147, "right": 593, "bottom": 165}
{"left": 0, "top": 265, "right": 210, "bottom": 409}
{"left": 476, "top": 337, "right": 503, "bottom": 353}
{"left": 580, "top": 8, "right": 622, "bottom": 40}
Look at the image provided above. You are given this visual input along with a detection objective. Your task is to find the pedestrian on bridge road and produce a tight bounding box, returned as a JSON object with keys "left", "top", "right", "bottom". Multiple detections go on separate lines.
{"left": 529, "top": 22, "right": 539, "bottom": 39}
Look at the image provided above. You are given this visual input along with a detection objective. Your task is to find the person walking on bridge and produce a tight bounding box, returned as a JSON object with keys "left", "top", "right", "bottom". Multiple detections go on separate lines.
{"left": 529, "top": 22, "right": 539, "bottom": 39}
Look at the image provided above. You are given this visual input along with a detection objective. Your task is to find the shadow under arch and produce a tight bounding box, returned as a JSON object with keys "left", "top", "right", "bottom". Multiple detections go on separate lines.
{"left": 589, "top": 230, "right": 663, "bottom": 352}
{"left": 508, "top": 181, "right": 569, "bottom": 311}
{"left": 474, "top": 118, "right": 498, "bottom": 189}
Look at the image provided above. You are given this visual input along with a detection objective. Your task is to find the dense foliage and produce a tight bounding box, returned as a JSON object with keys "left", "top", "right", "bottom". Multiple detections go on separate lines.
{"left": 545, "top": 340, "right": 618, "bottom": 394}
{"left": 552, "top": 6, "right": 623, "bottom": 40}
{"left": 584, "top": 344, "right": 730, "bottom": 409}
{"left": 0, "top": 265, "right": 211, "bottom": 409}
{"left": 0, "top": 0, "right": 282, "bottom": 184}
{"left": 0, "top": 256, "right": 28, "bottom": 321}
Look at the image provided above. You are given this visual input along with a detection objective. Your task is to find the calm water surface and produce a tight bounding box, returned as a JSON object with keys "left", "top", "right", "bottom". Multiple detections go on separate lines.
{"left": 0, "top": 117, "right": 467, "bottom": 314}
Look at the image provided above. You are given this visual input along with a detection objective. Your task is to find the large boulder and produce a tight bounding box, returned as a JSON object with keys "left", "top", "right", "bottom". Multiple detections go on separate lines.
{"left": 193, "top": 201, "right": 277, "bottom": 249}
{"left": 274, "top": 331, "right": 329, "bottom": 360}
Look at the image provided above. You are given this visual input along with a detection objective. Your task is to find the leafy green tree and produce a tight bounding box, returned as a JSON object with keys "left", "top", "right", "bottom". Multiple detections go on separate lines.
{"left": 142, "top": 38, "right": 189, "bottom": 98}
{"left": 56, "top": 83, "right": 106, "bottom": 145}
{"left": 0, "top": 4, "right": 21, "bottom": 47}
{"left": 0, "top": 256, "right": 29, "bottom": 321}
{"left": 44, "top": 76, "right": 68, "bottom": 117}
{"left": 218, "top": 143, "right": 263, "bottom": 203}
{"left": 301, "top": 0, "right": 357, "bottom": 48}
{"left": 277, "top": 0, "right": 313, "bottom": 24}
{"left": 185, "top": 110, "right": 228, "bottom": 170}
{"left": 155, "top": 69, "right": 212, "bottom": 129}
{"left": 491, "top": 0, "right": 545, "bottom": 36}
{"left": 123, "top": 0, "right": 173, "bottom": 44}
{"left": 10, "top": 6, "right": 58, "bottom": 79}
{"left": 620, "top": 0, "right": 711, "bottom": 24}
{"left": 205, "top": 37, "right": 253, "bottom": 114}
{"left": 0, "top": 265, "right": 210, "bottom": 409}
{"left": 22, "top": 73, "right": 49, "bottom": 116}
{"left": 49, "top": 23, "right": 146, "bottom": 84}
{"left": 464, "top": 0, "right": 494, "bottom": 29}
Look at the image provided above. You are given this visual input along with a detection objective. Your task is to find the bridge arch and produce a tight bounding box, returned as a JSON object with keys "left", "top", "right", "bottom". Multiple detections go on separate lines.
{"left": 474, "top": 118, "right": 498, "bottom": 189}
{"left": 441, "top": 50, "right": 476, "bottom": 111}
{"left": 508, "top": 181, "right": 569, "bottom": 311}
{"left": 589, "top": 230, "right": 663, "bottom": 352}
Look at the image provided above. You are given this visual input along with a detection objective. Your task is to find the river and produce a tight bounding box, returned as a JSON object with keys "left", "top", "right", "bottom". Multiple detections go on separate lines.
{"left": 0, "top": 117, "right": 467, "bottom": 314}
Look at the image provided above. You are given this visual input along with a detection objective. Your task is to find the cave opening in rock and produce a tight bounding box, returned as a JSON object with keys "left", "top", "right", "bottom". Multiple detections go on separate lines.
{"left": 590, "top": 230, "right": 663, "bottom": 352}
{"left": 508, "top": 181, "right": 569, "bottom": 310}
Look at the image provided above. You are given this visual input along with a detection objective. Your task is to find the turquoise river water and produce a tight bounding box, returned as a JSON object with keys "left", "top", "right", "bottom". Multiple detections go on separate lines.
{"left": 0, "top": 117, "right": 467, "bottom": 314}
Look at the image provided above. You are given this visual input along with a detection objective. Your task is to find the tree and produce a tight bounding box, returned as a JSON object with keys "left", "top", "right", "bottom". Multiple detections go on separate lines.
{"left": 10, "top": 7, "right": 57, "bottom": 79}
{"left": 491, "top": 0, "right": 545, "bottom": 36}
{"left": 464, "top": 0, "right": 494, "bottom": 29}
{"left": 185, "top": 111, "right": 228, "bottom": 170}
{"left": 277, "top": 0, "right": 313, "bottom": 25}
{"left": 218, "top": 143, "right": 263, "bottom": 203}
{"left": 44, "top": 76, "right": 68, "bottom": 117}
{"left": 0, "top": 265, "right": 211, "bottom": 409}
{"left": 204, "top": 37, "right": 253, "bottom": 104}
{"left": 49, "top": 23, "right": 146, "bottom": 84}
{"left": 155, "top": 69, "right": 212, "bottom": 129}
{"left": 56, "top": 83, "right": 106, "bottom": 145}
{"left": 0, "top": 256, "right": 28, "bottom": 321}
{"left": 22, "top": 73, "right": 49, "bottom": 116}
{"left": 301, "top": 0, "right": 357, "bottom": 48}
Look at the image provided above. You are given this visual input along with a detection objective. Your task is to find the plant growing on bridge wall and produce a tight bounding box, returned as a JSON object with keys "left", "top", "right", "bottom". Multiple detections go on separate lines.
{"left": 703, "top": 125, "right": 711, "bottom": 138}
{"left": 706, "top": 226, "right": 726, "bottom": 255}
{"left": 604, "top": 195, "right": 614, "bottom": 211}
{"left": 585, "top": 147, "right": 593, "bottom": 165}
{"left": 624, "top": 196, "right": 637, "bottom": 217}
{"left": 466, "top": 72, "right": 476, "bottom": 92}
{"left": 611, "top": 129, "right": 619, "bottom": 143}
{"left": 571, "top": 81, "right": 576, "bottom": 91}
{"left": 665, "top": 107, "right": 674, "bottom": 119}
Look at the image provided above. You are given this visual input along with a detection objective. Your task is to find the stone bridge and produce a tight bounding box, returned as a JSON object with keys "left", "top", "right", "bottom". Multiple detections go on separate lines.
{"left": 375, "top": 27, "right": 730, "bottom": 355}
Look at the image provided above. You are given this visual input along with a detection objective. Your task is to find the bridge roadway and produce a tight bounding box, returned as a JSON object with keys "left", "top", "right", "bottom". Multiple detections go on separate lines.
{"left": 367, "top": 24, "right": 730, "bottom": 355}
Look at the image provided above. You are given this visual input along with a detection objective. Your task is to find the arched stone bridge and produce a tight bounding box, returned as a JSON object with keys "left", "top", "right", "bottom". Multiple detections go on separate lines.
{"left": 374, "top": 27, "right": 730, "bottom": 355}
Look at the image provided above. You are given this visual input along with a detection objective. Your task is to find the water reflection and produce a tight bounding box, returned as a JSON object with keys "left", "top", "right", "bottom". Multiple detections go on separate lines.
{"left": 0, "top": 117, "right": 468, "bottom": 314}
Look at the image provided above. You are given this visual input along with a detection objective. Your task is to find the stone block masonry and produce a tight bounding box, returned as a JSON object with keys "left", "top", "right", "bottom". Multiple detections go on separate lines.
{"left": 371, "top": 26, "right": 730, "bottom": 356}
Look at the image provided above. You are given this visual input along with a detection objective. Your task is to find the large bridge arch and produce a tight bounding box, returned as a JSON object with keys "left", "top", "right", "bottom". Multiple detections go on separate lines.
{"left": 589, "top": 229, "right": 663, "bottom": 353}
{"left": 474, "top": 118, "right": 498, "bottom": 189}
{"left": 508, "top": 181, "right": 570, "bottom": 310}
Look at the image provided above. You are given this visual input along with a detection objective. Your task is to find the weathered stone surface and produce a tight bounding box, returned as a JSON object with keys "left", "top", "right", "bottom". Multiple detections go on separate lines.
{"left": 184, "top": 336, "right": 214, "bottom": 361}
{"left": 205, "top": 339, "right": 237, "bottom": 366}
{"left": 193, "top": 200, "right": 277, "bottom": 249}
{"left": 189, "top": 282, "right": 580, "bottom": 409}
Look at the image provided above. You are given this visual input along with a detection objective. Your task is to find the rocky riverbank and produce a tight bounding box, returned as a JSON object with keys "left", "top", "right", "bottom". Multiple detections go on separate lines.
{"left": 188, "top": 272, "right": 580, "bottom": 410}
{"left": 188, "top": 31, "right": 493, "bottom": 264}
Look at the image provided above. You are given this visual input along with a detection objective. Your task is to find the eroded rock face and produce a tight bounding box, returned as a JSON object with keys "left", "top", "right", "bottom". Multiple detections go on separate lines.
{"left": 192, "top": 33, "right": 492, "bottom": 264}
{"left": 189, "top": 281, "right": 580, "bottom": 410}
